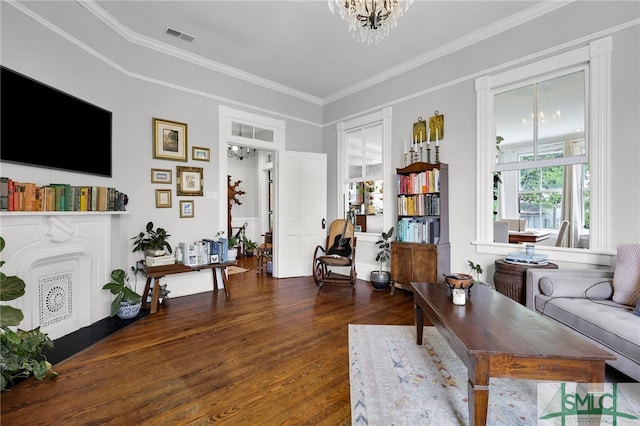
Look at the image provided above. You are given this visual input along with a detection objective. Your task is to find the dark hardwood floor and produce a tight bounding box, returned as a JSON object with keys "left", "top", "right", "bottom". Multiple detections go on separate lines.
{"left": 0, "top": 256, "right": 416, "bottom": 425}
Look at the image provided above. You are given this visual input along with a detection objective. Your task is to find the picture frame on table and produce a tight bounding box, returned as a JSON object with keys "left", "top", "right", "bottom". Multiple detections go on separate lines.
{"left": 151, "top": 168, "right": 172, "bottom": 184}
{"left": 153, "top": 118, "right": 188, "bottom": 161}
{"left": 155, "top": 189, "right": 172, "bottom": 208}
{"left": 192, "top": 146, "right": 210, "bottom": 162}
{"left": 176, "top": 166, "right": 203, "bottom": 196}
{"left": 180, "top": 200, "right": 194, "bottom": 218}
{"left": 210, "top": 254, "right": 219, "bottom": 264}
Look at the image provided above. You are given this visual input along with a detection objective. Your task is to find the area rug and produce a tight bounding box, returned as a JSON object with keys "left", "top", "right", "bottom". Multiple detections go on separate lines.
{"left": 349, "top": 324, "right": 538, "bottom": 426}
{"left": 227, "top": 266, "right": 250, "bottom": 275}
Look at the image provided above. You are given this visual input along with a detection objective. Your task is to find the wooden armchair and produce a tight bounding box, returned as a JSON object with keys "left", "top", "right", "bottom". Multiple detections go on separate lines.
{"left": 312, "top": 219, "right": 357, "bottom": 287}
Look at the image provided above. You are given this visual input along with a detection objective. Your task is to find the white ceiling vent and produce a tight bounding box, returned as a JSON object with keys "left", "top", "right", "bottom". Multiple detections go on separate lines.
{"left": 165, "top": 28, "right": 195, "bottom": 43}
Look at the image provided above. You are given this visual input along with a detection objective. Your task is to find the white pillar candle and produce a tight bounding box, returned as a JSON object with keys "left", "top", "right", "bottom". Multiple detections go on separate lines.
{"left": 436, "top": 128, "right": 439, "bottom": 146}
{"left": 404, "top": 138, "right": 407, "bottom": 154}
{"left": 452, "top": 288, "right": 466, "bottom": 305}
{"left": 427, "top": 127, "right": 431, "bottom": 149}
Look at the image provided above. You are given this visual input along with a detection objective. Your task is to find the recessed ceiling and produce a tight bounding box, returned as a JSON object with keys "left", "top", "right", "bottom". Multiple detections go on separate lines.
{"left": 91, "top": 0, "right": 561, "bottom": 104}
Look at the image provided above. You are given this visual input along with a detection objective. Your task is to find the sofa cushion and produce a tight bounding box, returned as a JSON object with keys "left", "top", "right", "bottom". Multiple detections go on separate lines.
{"left": 612, "top": 243, "right": 640, "bottom": 306}
{"left": 635, "top": 298, "right": 640, "bottom": 317}
{"left": 539, "top": 276, "right": 613, "bottom": 299}
{"left": 535, "top": 295, "right": 640, "bottom": 364}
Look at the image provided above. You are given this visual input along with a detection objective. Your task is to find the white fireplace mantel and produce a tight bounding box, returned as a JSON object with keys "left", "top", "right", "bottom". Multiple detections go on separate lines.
{"left": 0, "top": 212, "right": 128, "bottom": 339}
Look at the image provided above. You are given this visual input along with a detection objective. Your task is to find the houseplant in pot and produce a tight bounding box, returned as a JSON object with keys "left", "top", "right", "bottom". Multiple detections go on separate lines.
{"left": 131, "top": 221, "right": 172, "bottom": 257}
{"left": 370, "top": 227, "right": 394, "bottom": 289}
{"left": 102, "top": 269, "right": 142, "bottom": 319}
{"left": 0, "top": 236, "right": 57, "bottom": 391}
{"left": 242, "top": 235, "right": 258, "bottom": 257}
{"left": 227, "top": 235, "right": 239, "bottom": 261}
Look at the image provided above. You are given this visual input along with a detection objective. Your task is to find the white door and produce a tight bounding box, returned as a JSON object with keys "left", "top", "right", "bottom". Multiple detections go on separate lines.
{"left": 274, "top": 151, "right": 327, "bottom": 278}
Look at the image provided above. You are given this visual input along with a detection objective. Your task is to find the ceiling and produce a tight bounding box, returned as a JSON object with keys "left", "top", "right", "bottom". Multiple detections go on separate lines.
{"left": 89, "top": 1, "right": 565, "bottom": 105}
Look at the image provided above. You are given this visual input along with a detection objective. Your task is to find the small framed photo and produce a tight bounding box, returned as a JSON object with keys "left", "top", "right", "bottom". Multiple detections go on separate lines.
{"left": 192, "top": 146, "right": 210, "bottom": 162}
{"left": 210, "top": 254, "right": 219, "bottom": 263}
{"left": 155, "top": 189, "right": 172, "bottom": 208}
{"left": 151, "top": 168, "right": 172, "bottom": 184}
{"left": 153, "top": 118, "right": 188, "bottom": 162}
{"left": 179, "top": 200, "right": 194, "bottom": 218}
{"left": 176, "top": 166, "right": 203, "bottom": 196}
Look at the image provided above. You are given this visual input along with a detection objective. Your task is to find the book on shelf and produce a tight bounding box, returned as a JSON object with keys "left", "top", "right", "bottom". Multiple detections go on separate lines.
{"left": 145, "top": 254, "right": 175, "bottom": 267}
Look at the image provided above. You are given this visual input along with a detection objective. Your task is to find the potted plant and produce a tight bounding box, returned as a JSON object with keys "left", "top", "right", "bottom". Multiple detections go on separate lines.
{"left": 242, "top": 235, "right": 258, "bottom": 257}
{"left": 131, "top": 221, "right": 172, "bottom": 257}
{"left": 102, "top": 269, "right": 142, "bottom": 319}
{"left": 370, "top": 227, "right": 394, "bottom": 289}
{"left": 0, "top": 236, "right": 57, "bottom": 391}
{"left": 227, "top": 235, "right": 239, "bottom": 261}
{"left": 467, "top": 260, "right": 484, "bottom": 284}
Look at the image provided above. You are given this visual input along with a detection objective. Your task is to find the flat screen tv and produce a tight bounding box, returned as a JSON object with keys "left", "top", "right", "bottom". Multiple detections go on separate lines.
{"left": 1, "top": 66, "right": 112, "bottom": 177}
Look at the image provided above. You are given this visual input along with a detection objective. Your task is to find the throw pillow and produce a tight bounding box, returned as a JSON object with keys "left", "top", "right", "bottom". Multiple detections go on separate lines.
{"left": 635, "top": 298, "right": 640, "bottom": 317}
{"left": 539, "top": 277, "right": 613, "bottom": 299}
{"left": 612, "top": 243, "right": 640, "bottom": 306}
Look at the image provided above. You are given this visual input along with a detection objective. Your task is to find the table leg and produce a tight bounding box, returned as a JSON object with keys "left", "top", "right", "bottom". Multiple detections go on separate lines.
{"left": 414, "top": 303, "right": 424, "bottom": 345}
{"left": 142, "top": 277, "right": 152, "bottom": 311}
{"left": 149, "top": 278, "right": 160, "bottom": 314}
{"left": 220, "top": 267, "right": 230, "bottom": 299}
{"left": 468, "top": 355, "right": 490, "bottom": 426}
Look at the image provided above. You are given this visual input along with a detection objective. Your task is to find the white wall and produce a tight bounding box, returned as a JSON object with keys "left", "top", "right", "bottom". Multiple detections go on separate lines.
{"left": 1, "top": 1, "right": 638, "bottom": 304}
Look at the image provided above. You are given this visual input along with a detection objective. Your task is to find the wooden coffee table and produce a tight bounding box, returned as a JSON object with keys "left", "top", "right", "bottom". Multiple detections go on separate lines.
{"left": 411, "top": 282, "right": 615, "bottom": 426}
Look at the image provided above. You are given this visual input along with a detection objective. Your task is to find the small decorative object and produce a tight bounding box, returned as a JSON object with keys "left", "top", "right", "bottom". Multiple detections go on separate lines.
{"left": 177, "top": 166, "right": 203, "bottom": 196}
{"left": 444, "top": 273, "right": 474, "bottom": 290}
{"left": 526, "top": 244, "right": 535, "bottom": 255}
{"left": 192, "top": 146, "right": 210, "bottom": 161}
{"left": 467, "top": 260, "right": 484, "bottom": 284}
{"left": 452, "top": 288, "right": 466, "bottom": 305}
{"left": 179, "top": 200, "right": 194, "bottom": 218}
{"left": 151, "top": 168, "right": 172, "bottom": 184}
{"left": 153, "top": 118, "right": 187, "bottom": 162}
{"left": 413, "top": 117, "right": 427, "bottom": 145}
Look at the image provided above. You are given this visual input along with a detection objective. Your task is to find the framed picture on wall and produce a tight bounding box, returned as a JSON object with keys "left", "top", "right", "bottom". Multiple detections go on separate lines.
{"left": 153, "top": 118, "right": 188, "bottom": 161}
{"left": 192, "top": 146, "right": 210, "bottom": 161}
{"left": 151, "top": 168, "right": 172, "bottom": 184}
{"left": 180, "top": 200, "right": 194, "bottom": 218}
{"left": 176, "top": 166, "right": 203, "bottom": 196}
{"left": 155, "top": 189, "right": 172, "bottom": 208}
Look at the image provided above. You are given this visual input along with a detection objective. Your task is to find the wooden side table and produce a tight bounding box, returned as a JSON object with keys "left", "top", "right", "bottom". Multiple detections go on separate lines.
{"left": 493, "top": 259, "right": 558, "bottom": 305}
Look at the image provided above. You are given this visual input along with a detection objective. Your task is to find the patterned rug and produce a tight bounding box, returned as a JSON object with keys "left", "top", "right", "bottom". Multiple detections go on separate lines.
{"left": 349, "top": 325, "right": 538, "bottom": 426}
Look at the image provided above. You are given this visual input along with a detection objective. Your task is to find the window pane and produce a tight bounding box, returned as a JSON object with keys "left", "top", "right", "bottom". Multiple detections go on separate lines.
{"left": 364, "top": 125, "right": 382, "bottom": 178}
{"left": 537, "top": 71, "right": 585, "bottom": 157}
{"left": 347, "top": 129, "right": 363, "bottom": 179}
{"left": 495, "top": 85, "right": 534, "bottom": 164}
{"left": 254, "top": 126, "right": 274, "bottom": 142}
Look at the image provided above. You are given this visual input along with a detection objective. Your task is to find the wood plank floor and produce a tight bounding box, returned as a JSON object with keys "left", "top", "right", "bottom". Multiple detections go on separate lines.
{"left": 0, "top": 256, "right": 415, "bottom": 425}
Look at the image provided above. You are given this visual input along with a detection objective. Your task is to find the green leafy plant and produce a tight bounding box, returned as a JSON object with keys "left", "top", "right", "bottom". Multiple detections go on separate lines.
{"left": 374, "top": 227, "right": 394, "bottom": 273}
{"left": 102, "top": 269, "right": 142, "bottom": 317}
{"left": 468, "top": 260, "right": 484, "bottom": 284}
{"left": 1, "top": 236, "right": 57, "bottom": 391}
{"left": 242, "top": 235, "right": 258, "bottom": 252}
{"left": 131, "top": 221, "right": 172, "bottom": 255}
{"left": 228, "top": 235, "right": 240, "bottom": 249}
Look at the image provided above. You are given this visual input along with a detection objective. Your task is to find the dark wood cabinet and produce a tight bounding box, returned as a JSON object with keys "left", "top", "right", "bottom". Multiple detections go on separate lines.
{"left": 391, "top": 162, "right": 450, "bottom": 294}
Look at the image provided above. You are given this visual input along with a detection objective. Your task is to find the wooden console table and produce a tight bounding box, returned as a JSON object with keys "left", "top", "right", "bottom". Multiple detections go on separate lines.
{"left": 139, "top": 261, "right": 236, "bottom": 314}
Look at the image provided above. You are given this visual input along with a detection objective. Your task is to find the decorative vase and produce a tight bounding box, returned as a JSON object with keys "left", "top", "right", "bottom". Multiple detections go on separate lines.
{"left": 117, "top": 301, "right": 142, "bottom": 319}
{"left": 370, "top": 271, "right": 391, "bottom": 289}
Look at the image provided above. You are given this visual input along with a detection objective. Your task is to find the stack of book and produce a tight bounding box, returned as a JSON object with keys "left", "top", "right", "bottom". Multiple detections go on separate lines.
{"left": 504, "top": 252, "right": 549, "bottom": 265}
{"left": 145, "top": 253, "right": 175, "bottom": 267}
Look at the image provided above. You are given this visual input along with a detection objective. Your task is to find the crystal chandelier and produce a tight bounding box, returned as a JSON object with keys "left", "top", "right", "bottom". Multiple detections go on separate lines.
{"left": 328, "top": 0, "right": 413, "bottom": 45}
{"left": 228, "top": 145, "right": 256, "bottom": 161}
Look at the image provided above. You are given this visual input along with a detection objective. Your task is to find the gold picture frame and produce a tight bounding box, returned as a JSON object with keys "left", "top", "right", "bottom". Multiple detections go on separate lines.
{"left": 153, "top": 118, "right": 188, "bottom": 161}
{"left": 180, "top": 200, "right": 194, "bottom": 218}
{"left": 155, "top": 189, "right": 172, "bottom": 208}
{"left": 192, "top": 146, "right": 210, "bottom": 162}
{"left": 176, "top": 166, "right": 203, "bottom": 196}
{"left": 151, "top": 168, "right": 172, "bottom": 184}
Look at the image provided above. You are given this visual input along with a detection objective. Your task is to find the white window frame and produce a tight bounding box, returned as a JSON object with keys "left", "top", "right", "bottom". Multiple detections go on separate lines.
{"left": 335, "top": 107, "right": 393, "bottom": 239}
{"left": 475, "top": 37, "right": 611, "bottom": 264}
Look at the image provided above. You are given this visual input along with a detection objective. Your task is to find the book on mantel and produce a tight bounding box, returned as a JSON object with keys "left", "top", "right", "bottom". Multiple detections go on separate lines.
{"left": 505, "top": 252, "right": 548, "bottom": 265}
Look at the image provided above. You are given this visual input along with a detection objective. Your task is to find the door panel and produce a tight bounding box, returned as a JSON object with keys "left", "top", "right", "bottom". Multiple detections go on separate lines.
{"left": 275, "top": 151, "right": 327, "bottom": 277}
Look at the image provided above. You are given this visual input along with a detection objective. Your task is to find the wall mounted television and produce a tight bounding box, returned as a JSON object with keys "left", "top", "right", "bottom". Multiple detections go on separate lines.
{"left": 1, "top": 66, "right": 112, "bottom": 177}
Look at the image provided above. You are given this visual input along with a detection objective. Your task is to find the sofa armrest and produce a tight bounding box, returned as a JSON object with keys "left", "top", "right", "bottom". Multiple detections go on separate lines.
{"left": 525, "top": 269, "right": 614, "bottom": 311}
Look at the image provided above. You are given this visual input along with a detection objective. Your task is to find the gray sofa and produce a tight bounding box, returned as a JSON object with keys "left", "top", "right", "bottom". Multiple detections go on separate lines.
{"left": 526, "top": 269, "right": 640, "bottom": 382}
